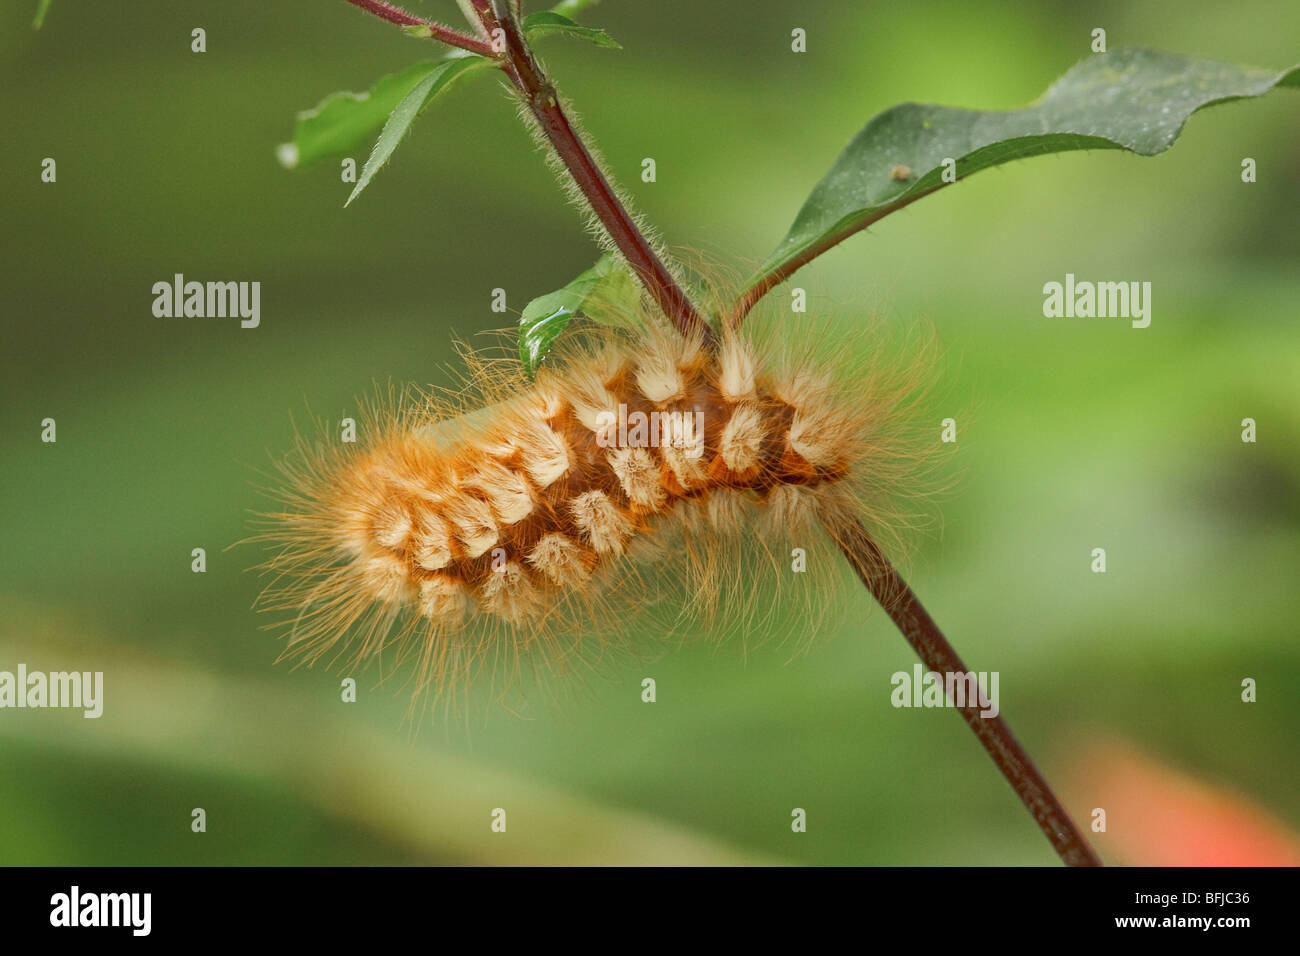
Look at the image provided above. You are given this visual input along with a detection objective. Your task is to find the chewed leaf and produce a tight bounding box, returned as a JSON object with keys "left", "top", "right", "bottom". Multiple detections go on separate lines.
{"left": 345, "top": 57, "right": 495, "bottom": 207}
{"left": 750, "top": 49, "right": 1300, "bottom": 303}
{"left": 523, "top": 11, "right": 621, "bottom": 50}
{"left": 519, "top": 254, "right": 640, "bottom": 375}
{"left": 276, "top": 60, "right": 447, "bottom": 171}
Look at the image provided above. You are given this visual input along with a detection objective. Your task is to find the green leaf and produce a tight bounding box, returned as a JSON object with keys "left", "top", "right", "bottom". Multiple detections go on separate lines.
{"left": 345, "top": 57, "right": 495, "bottom": 207}
{"left": 523, "top": 11, "right": 621, "bottom": 49}
{"left": 277, "top": 4, "right": 611, "bottom": 174}
{"left": 32, "top": 0, "right": 52, "bottom": 29}
{"left": 752, "top": 49, "right": 1300, "bottom": 298}
{"left": 275, "top": 60, "right": 450, "bottom": 171}
{"left": 519, "top": 254, "right": 641, "bottom": 375}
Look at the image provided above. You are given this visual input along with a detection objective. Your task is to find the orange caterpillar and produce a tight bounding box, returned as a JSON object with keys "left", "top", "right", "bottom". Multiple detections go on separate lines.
{"left": 257, "top": 297, "right": 938, "bottom": 707}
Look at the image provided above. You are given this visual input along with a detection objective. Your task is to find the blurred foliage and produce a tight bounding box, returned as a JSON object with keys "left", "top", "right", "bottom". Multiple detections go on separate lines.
{"left": 1, "top": 0, "right": 1297, "bottom": 865}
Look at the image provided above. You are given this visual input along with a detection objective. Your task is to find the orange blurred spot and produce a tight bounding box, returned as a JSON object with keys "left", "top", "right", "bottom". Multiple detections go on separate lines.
{"left": 1061, "top": 736, "right": 1300, "bottom": 866}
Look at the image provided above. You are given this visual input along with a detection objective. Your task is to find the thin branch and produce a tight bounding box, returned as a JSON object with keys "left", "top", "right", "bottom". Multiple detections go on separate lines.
{"left": 835, "top": 520, "right": 1103, "bottom": 867}
{"left": 486, "top": 1, "right": 714, "bottom": 346}
{"left": 344, "top": 0, "right": 495, "bottom": 57}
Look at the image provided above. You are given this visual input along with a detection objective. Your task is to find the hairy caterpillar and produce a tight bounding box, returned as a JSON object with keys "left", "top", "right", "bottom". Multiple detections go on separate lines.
{"left": 256, "top": 291, "right": 939, "bottom": 712}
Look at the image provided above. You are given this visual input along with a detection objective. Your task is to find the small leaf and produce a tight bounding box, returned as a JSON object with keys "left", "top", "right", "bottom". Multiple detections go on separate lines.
{"left": 32, "top": 0, "right": 52, "bottom": 29}
{"left": 751, "top": 49, "right": 1300, "bottom": 301}
{"left": 276, "top": 61, "right": 448, "bottom": 171}
{"left": 519, "top": 254, "right": 641, "bottom": 375}
{"left": 278, "top": 5, "right": 609, "bottom": 172}
{"left": 523, "top": 11, "right": 621, "bottom": 49}
{"left": 345, "top": 57, "right": 495, "bottom": 207}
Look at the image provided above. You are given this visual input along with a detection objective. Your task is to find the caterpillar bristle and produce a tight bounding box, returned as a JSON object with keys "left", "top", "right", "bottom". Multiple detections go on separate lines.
{"left": 253, "top": 285, "right": 944, "bottom": 716}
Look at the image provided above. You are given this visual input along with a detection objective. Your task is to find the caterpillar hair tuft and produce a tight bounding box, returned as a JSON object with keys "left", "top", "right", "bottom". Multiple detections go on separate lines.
{"left": 254, "top": 282, "right": 944, "bottom": 714}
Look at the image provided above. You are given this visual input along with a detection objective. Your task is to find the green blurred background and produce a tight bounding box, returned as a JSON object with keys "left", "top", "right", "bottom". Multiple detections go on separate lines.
{"left": 2, "top": 0, "right": 1297, "bottom": 865}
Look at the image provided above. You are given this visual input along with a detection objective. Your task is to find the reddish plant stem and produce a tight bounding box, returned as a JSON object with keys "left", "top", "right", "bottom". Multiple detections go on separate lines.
{"left": 837, "top": 521, "right": 1102, "bottom": 866}
{"left": 343, "top": 0, "right": 494, "bottom": 56}
{"left": 486, "top": 2, "right": 714, "bottom": 346}
{"left": 347, "top": 0, "right": 710, "bottom": 342}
